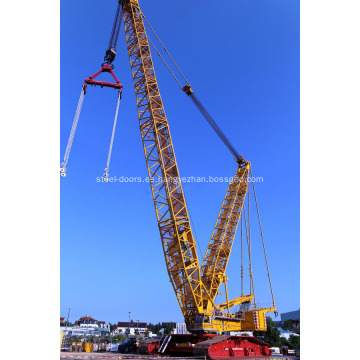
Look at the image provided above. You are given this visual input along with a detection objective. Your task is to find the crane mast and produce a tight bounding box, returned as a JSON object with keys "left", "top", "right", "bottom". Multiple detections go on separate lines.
{"left": 122, "top": 0, "right": 203, "bottom": 327}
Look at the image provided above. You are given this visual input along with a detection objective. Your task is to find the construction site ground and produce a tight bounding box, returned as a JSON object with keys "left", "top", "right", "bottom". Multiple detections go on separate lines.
{"left": 60, "top": 352, "right": 299, "bottom": 360}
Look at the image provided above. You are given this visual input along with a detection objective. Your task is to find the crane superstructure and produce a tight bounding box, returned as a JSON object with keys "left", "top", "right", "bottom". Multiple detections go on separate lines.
{"left": 121, "top": 0, "right": 275, "bottom": 333}
{"left": 61, "top": 0, "right": 277, "bottom": 357}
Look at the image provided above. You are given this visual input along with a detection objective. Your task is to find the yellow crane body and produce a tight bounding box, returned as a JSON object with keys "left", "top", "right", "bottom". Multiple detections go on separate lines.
{"left": 122, "top": 0, "right": 275, "bottom": 334}
{"left": 123, "top": 0, "right": 204, "bottom": 327}
{"left": 60, "top": 0, "right": 276, "bottom": 360}
{"left": 61, "top": 0, "right": 278, "bottom": 357}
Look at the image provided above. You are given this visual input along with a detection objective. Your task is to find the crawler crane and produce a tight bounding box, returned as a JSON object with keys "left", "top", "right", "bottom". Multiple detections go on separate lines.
{"left": 61, "top": 1, "right": 277, "bottom": 358}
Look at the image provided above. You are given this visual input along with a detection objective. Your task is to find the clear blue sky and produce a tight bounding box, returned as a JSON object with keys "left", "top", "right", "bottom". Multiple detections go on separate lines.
{"left": 61, "top": 0, "right": 299, "bottom": 325}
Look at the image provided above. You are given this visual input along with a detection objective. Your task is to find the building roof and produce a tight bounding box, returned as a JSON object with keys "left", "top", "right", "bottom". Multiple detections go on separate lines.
{"left": 80, "top": 316, "right": 96, "bottom": 321}
{"left": 162, "top": 322, "right": 176, "bottom": 327}
{"left": 281, "top": 309, "right": 300, "bottom": 316}
{"left": 280, "top": 309, "right": 300, "bottom": 322}
{"left": 60, "top": 317, "right": 65, "bottom": 322}
{"left": 117, "top": 321, "right": 147, "bottom": 328}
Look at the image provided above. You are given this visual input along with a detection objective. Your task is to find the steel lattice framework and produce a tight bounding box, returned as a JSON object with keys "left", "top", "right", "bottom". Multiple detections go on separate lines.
{"left": 60, "top": 0, "right": 276, "bottom": 335}
{"left": 201, "top": 164, "right": 250, "bottom": 311}
{"left": 121, "top": 0, "right": 275, "bottom": 333}
{"left": 123, "top": 0, "right": 203, "bottom": 327}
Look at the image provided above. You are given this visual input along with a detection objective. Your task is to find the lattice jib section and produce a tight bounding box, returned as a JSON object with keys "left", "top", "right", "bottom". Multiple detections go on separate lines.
{"left": 201, "top": 165, "right": 250, "bottom": 310}
{"left": 123, "top": 0, "right": 203, "bottom": 325}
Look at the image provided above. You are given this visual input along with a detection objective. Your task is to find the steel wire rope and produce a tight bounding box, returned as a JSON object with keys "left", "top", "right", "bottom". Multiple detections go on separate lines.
{"left": 145, "top": 29, "right": 205, "bottom": 262}
{"left": 143, "top": 16, "right": 244, "bottom": 164}
{"left": 250, "top": 166, "right": 276, "bottom": 310}
{"left": 243, "top": 200, "right": 256, "bottom": 308}
{"left": 60, "top": 86, "right": 86, "bottom": 177}
{"left": 104, "top": 91, "right": 122, "bottom": 182}
{"left": 147, "top": 36, "right": 183, "bottom": 89}
{"left": 183, "top": 191, "right": 204, "bottom": 262}
{"left": 241, "top": 214, "right": 244, "bottom": 296}
{"left": 141, "top": 11, "right": 190, "bottom": 85}
{"left": 108, "top": 2, "right": 123, "bottom": 50}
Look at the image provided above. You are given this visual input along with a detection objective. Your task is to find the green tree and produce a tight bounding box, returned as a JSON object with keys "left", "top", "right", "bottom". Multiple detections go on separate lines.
{"left": 164, "top": 323, "right": 174, "bottom": 334}
{"left": 289, "top": 335, "right": 300, "bottom": 350}
{"left": 147, "top": 322, "right": 162, "bottom": 334}
{"left": 60, "top": 321, "right": 73, "bottom": 327}
{"left": 254, "top": 317, "right": 282, "bottom": 347}
{"left": 109, "top": 323, "right": 118, "bottom": 332}
{"left": 281, "top": 319, "right": 293, "bottom": 331}
{"left": 113, "top": 334, "right": 126, "bottom": 343}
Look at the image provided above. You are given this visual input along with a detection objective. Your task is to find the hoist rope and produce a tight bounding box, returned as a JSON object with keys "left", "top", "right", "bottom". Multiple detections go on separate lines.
{"left": 248, "top": 178, "right": 251, "bottom": 255}
{"left": 182, "top": 192, "right": 204, "bottom": 261}
{"left": 143, "top": 12, "right": 244, "bottom": 164}
{"left": 146, "top": 31, "right": 205, "bottom": 260}
{"left": 104, "top": 91, "right": 122, "bottom": 182}
{"left": 146, "top": 31, "right": 203, "bottom": 258}
{"left": 250, "top": 167, "right": 276, "bottom": 309}
{"left": 141, "top": 11, "right": 190, "bottom": 85}
{"left": 108, "top": 2, "right": 123, "bottom": 50}
{"left": 189, "top": 211, "right": 204, "bottom": 261}
{"left": 243, "top": 203, "right": 256, "bottom": 307}
{"left": 241, "top": 214, "right": 244, "bottom": 296}
{"left": 247, "top": 183, "right": 257, "bottom": 309}
{"left": 141, "top": 13, "right": 276, "bottom": 313}
{"left": 147, "top": 36, "right": 183, "bottom": 89}
{"left": 60, "top": 86, "right": 85, "bottom": 177}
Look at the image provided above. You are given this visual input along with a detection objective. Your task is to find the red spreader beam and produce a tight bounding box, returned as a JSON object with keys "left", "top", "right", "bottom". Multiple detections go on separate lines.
{"left": 83, "top": 64, "right": 123, "bottom": 94}
{"left": 60, "top": 64, "right": 123, "bottom": 178}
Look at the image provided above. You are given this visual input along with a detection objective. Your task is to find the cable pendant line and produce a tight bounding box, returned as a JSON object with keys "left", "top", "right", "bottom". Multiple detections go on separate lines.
{"left": 250, "top": 166, "right": 276, "bottom": 310}
{"left": 147, "top": 36, "right": 244, "bottom": 164}
{"left": 147, "top": 36, "right": 183, "bottom": 89}
{"left": 182, "top": 188, "right": 204, "bottom": 261}
{"left": 248, "top": 182, "right": 250, "bottom": 294}
{"left": 104, "top": 1, "right": 123, "bottom": 65}
{"left": 248, "top": 178, "right": 251, "bottom": 267}
{"left": 141, "top": 11, "right": 190, "bottom": 86}
{"left": 188, "top": 93, "right": 244, "bottom": 163}
{"left": 241, "top": 213, "right": 244, "bottom": 296}
{"left": 247, "top": 181, "right": 257, "bottom": 309}
{"left": 242, "top": 209, "right": 251, "bottom": 294}
{"left": 108, "top": 1, "right": 123, "bottom": 50}
{"left": 243, "top": 200, "right": 256, "bottom": 308}
{"left": 104, "top": 91, "right": 122, "bottom": 182}
{"left": 136, "top": 57, "right": 204, "bottom": 259}
{"left": 143, "top": 13, "right": 244, "bottom": 165}
{"left": 60, "top": 86, "right": 86, "bottom": 177}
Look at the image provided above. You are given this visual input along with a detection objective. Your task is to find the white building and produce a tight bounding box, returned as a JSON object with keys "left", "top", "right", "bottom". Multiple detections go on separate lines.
{"left": 278, "top": 329, "right": 300, "bottom": 340}
{"left": 75, "top": 315, "right": 110, "bottom": 328}
{"left": 230, "top": 331, "right": 254, "bottom": 336}
{"left": 60, "top": 326, "right": 110, "bottom": 337}
{"left": 175, "top": 323, "right": 190, "bottom": 334}
{"left": 113, "top": 321, "right": 148, "bottom": 336}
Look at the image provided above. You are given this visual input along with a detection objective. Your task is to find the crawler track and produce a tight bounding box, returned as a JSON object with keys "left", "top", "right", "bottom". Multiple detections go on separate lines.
{"left": 193, "top": 335, "right": 271, "bottom": 359}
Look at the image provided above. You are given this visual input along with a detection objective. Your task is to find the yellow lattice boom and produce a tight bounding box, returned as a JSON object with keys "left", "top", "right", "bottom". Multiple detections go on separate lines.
{"left": 121, "top": 0, "right": 276, "bottom": 333}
